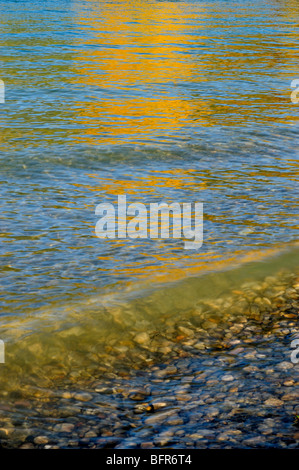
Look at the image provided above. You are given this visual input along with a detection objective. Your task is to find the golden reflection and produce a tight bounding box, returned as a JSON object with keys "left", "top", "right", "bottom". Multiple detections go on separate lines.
{"left": 70, "top": 0, "right": 299, "bottom": 145}
{"left": 72, "top": 0, "right": 211, "bottom": 144}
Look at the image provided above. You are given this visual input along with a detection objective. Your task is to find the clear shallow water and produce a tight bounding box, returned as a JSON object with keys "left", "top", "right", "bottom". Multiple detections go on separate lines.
{"left": 0, "top": 0, "right": 298, "bottom": 447}
{"left": 0, "top": 0, "right": 298, "bottom": 317}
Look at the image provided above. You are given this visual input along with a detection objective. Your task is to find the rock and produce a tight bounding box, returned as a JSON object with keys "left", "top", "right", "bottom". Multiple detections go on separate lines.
{"left": 34, "top": 436, "right": 49, "bottom": 445}
{"left": 151, "top": 401, "right": 168, "bottom": 410}
{"left": 189, "top": 433, "right": 205, "bottom": 440}
{"left": 155, "top": 366, "right": 177, "bottom": 377}
{"left": 222, "top": 375, "right": 234, "bottom": 382}
{"left": 134, "top": 403, "right": 150, "bottom": 413}
{"left": 264, "top": 398, "right": 284, "bottom": 406}
{"left": 243, "top": 366, "right": 259, "bottom": 372}
{"left": 141, "top": 442, "right": 154, "bottom": 448}
{"left": 85, "top": 430, "right": 97, "bottom": 438}
{"left": 243, "top": 436, "right": 266, "bottom": 447}
{"left": 54, "top": 423, "right": 75, "bottom": 433}
{"left": 178, "top": 326, "right": 194, "bottom": 336}
{"left": 145, "top": 410, "right": 176, "bottom": 425}
{"left": 154, "top": 430, "right": 174, "bottom": 446}
{"left": 58, "top": 405, "right": 81, "bottom": 417}
{"left": 134, "top": 332, "right": 150, "bottom": 345}
{"left": 129, "top": 390, "right": 147, "bottom": 401}
{"left": 74, "top": 392, "right": 93, "bottom": 402}
{"left": 206, "top": 407, "right": 220, "bottom": 417}
{"left": 166, "top": 416, "right": 183, "bottom": 426}
{"left": 229, "top": 347, "right": 244, "bottom": 355}
{"left": 0, "top": 428, "right": 10, "bottom": 439}
{"left": 283, "top": 380, "right": 295, "bottom": 386}
{"left": 281, "top": 392, "right": 298, "bottom": 401}
{"left": 276, "top": 361, "right": 293, "bottom": 370}
{"left": 217, "top": 431, "right": 241, "bottom": 441}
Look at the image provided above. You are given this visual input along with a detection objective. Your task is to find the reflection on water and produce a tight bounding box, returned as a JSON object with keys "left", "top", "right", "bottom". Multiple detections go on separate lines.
{"left": 0, "top": 0, "right": 298, "bottom": 315}
{"left": 1, "top": 0, "right": 299, "bottom": 148}
{"left": 0, "top": 0, "right": 298, "bottom": 442}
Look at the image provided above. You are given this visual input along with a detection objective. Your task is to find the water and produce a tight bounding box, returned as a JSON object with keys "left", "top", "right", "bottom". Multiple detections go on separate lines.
{"left": 0, "top": 0, "right": 298, "bottom": 448}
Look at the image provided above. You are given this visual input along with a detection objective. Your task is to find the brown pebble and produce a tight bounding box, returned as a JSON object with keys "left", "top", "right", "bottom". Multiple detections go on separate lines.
{"left": 34, "top": 436, "right": 49, "bottom": 445}
{"left": 264, "top": 398, "right": 284, "bottom": 406}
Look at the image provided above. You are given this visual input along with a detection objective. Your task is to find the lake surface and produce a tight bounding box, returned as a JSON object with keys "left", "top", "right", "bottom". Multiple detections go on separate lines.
{"left": 0, "top": 0, "right": 298, "bottom": 448}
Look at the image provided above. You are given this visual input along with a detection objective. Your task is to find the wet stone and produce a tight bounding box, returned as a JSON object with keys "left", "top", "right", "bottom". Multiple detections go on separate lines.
{"left": 222, "top": 375, "right": 234, "bottom": 382}
{"left": 54, "top": 423, "right": 75, "bottom": 433}
{"left": 276, "top": 362, "right": 294, "bottom": 370}
{"left": 34, "top": 436, "right": 49, "bottom": 445}
{"left": 264, "top": 398, "right": 284, "bottom": 407}
{"left": 74, "top": 392, "right": 93, "bottom": 402}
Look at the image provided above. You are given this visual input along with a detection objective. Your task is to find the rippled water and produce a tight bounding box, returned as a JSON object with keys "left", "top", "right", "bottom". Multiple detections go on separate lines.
{"left": 0, "top": 0, "right": 298, "bottom": 448}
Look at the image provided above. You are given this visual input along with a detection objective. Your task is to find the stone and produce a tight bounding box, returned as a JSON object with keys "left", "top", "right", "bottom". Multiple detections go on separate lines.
{"left": 281, "top": 393, "right": 298, "bottom": 401}
{"left": 74, "top": 392, "right": 93, "bottom": 402}
{"left": 206, "top": 407, "right": 220, "bottom": 417}
{"left": 222, "top": 375, "right": 234, "bottom": 382}
{"left": 0, "top": 428, "right": 10, "bottom": 439}
{"left": 242, "top": 436, "right": 266, "bottom": 446}
{"left": 155, "top": 366, "right": 177, "bottom": 377}
{"left": 151, "top": 401, "right": 168, "bottom": 410}
{"left": 134, "top": 332, "right": 150, "bottom": 345}
{"left": 178, "top": 326, "right": 194, "bottom": 336}
{"left": 283, "top": 380, "right": 295, "bottom": 386}
{"left": 264, "top": 398, "right": 284, "bottom": 406}
{"left": 276, "top": 361, "right": 293, "bottom": 370}
{"left": 34, "top": 436, "right": 49, "bottom": 445}
{"left": 55, "top": 423, "right": 75, "bottom": 433}
{"left": 85, "top": 430, "right": 97, "bottom": 438}
{"left": 243, "top": 366, "right": 259, "bottom": 372}
{"left": 145, "top": 410, "right": 176, "bottom": 425}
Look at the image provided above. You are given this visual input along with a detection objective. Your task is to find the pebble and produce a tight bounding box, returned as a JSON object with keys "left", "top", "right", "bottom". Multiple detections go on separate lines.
{"left": 243, "top": 366, "right": 259, "bottom": 372}
{"left": 145, "top": 410, "right": 177, "bottom": 425}
{"left": 281, "top": 393, "right": 298, "bottom": 401}
{"left": 34, "top": 436, "right": 49, "bottom": 445}
{"left": 166, "top": 416, "right": 184, "bottom": 426}
{"left": 54, "top": 423, "right": 75, "bottom": 433}
{"left": 0, "top": 428, "right": 10, "bottom": 439}
{"left": 222, "top": 375, "right": 234, "bottom": 382}
{"left": 276, "top": 361, "right": 294, "bottom": 370}
{"left": 243, "top": 436, "right": 266, "bottom": 446}
{"left": 134, "top": 332, "right": 150, "bottom": 345}
{"left": 20, "top": 443, "right": 35, "bottom": 449}
{"left": 129, "top": 390, "right": 148, "bottom": 401}
{"left": 206, "top": 407, "right": 220, "bottom": 417}
{"left": 74, "top": 392, "right": 93, "bottom": 402}
{"left": 264, "top": 398, "right": 284, "bottom": 407}
{"left": 151, "top": 401, "right": 168, "bottom": 410}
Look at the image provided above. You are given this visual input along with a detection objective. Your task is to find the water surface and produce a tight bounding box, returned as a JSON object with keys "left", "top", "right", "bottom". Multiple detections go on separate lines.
{"left": 0, "top": 0, "right": 298, "bottom": 448}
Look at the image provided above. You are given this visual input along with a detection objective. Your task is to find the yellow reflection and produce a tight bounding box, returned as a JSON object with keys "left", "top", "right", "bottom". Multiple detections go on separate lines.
{"left": 72, "top": 0, "right": 211, "bottom": 144}
{"left": 70, "top": 0, "right": 299, "bottom": 145}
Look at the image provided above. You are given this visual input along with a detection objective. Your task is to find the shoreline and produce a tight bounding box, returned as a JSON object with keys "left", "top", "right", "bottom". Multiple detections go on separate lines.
{"left": 0, "top": 268, "right": 298, "bottom": 448}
